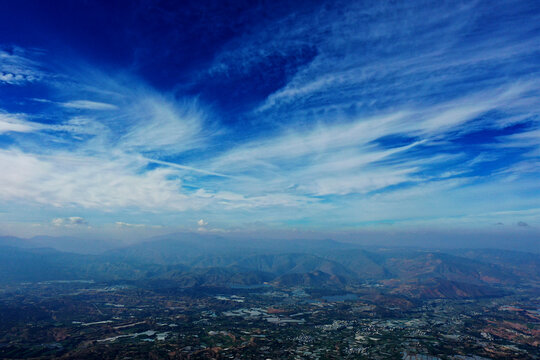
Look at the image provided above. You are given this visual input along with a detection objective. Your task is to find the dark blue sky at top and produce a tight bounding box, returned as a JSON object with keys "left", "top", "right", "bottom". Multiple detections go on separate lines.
{"left": 1, "top": 1, "right": 539, "bottom": 129}
{"left": 0, "top": 0, "right": 539, "bottom": 237}
{"left": 0, "top": 0, "right": 322, "bottom": 117}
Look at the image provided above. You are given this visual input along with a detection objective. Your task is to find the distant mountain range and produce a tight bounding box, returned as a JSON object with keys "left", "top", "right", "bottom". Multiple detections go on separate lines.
{"left": 0, "top": 235, "right": 122, "bottom": 254}
{"left": 0, "top": 234, "right": 538, "bottom": 300}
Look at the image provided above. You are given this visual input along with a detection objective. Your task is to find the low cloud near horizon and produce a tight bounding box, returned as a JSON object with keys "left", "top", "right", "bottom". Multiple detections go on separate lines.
{"left": 52, "top": 217, "right": 88, "bottom": 227}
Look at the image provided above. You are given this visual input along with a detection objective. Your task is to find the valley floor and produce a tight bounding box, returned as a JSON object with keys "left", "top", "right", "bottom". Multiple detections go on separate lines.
{"left": 0, "top": 280, "right": 538, "bottom": 359}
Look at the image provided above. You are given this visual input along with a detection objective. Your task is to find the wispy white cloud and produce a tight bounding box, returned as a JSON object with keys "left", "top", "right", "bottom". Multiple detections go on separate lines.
{"left": 193, "top": 189, "right": 315, "bottom": 209}
{"left": 0, "top": 47, "right": 46, "bottom": 85}
{"left": 52, "top": 216, "right": 88, "bottom": 227}
{"left": 0, "top": 149, "right": 203, "bottom": 211}
{"left": 61, "top": 100, "right": 118, "bottom": 110}
{"left": 115, "top": 221, "right": 160, "bottom": 228}
{"left": 201, "top": 82, "right": 534, "bottom": 204}
{"left": 114, "top": 92, "right": 210, "bottom": 155}
{"left": 0, "top": 113, "right": 39, "bottom": 134}
{"left": 144, "top": 158, "right": 231, "bottom": 178}
{"left": 497, "top": 128, "right": 540, "bottom": 156}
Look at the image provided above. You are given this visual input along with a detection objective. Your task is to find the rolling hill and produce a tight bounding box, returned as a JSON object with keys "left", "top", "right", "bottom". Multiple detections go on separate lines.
{"left": 1, "top": 236, "right": 537, "bottom": 300}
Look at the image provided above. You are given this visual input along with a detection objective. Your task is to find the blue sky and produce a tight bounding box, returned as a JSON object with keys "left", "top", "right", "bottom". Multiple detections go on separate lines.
{"left": 0, "top": 0, "right": 539, "bottom": 244}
